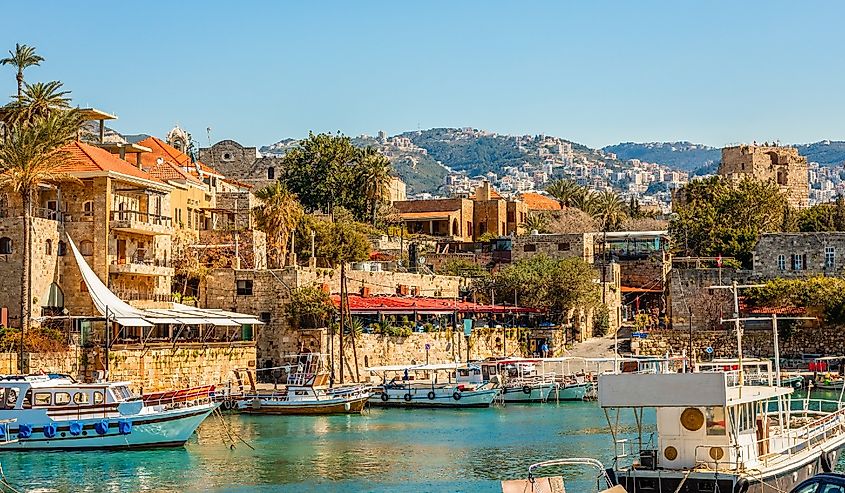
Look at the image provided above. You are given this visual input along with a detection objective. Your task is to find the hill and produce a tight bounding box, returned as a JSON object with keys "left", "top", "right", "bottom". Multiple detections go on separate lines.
{"left": 793, "top": 141, "right": 845, "bottom": 167}
{"left": 601, "top": 142, "right": 720, "bottom": 172}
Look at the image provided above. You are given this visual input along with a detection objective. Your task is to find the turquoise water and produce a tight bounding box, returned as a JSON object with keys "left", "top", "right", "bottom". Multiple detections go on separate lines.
{"left": 0, "top": 401, "right": 648, "bottom": 492}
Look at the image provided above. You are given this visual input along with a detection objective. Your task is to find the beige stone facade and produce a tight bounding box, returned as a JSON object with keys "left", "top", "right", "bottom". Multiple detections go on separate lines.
{"left": 718, "top": 145, "right": 809, "bottom": 208}
{"left": 511, "top": 232, "right": 598, "bottom": 263}
{"left": 753, "top": 232, "right": 845, "bottom": 278}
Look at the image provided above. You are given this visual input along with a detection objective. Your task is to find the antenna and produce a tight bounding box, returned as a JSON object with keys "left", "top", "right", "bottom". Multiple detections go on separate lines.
{"left": 207, "top": 127, "right": 212, "bottom": 147}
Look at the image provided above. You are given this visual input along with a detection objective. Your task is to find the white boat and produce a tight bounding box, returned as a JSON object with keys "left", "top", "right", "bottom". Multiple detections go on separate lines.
{"left": 368, "top": 363, "right": 500, "bottom": 408}
{"left": 234, "top": 354, "right": 370, "bottom": 415}
{"left": 478, "top": 359, "right": 557, "bottom": 403}
{"left": 0, "top": 374, "right": 217, "bottom": 450}
{"left": 502, "top": 458, "right": 624, "bottom": 493}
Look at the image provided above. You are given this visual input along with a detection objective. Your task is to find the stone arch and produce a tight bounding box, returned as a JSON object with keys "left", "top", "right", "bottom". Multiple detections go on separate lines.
{"left": 43, "top": 283, "right": 64, "bottom": 309}
{"left": 766, "top": 151, "right": 780, "bottom": 166}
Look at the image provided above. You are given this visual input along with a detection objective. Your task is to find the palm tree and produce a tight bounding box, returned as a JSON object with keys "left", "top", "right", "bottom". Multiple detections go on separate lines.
{"left": 546, "top": 179, "right": 583, "bottom": 208}
{"left": 0, "top": 44, "right": 44, "bottom": 100}
{"left": 570, "top": 188, "right": 597, "bottom": 216}
{"left": 357, "top": 147, "right": 392, "bottom": 224}
{"left": 3, "top": 81, "right": 71, "bottom": 128}
{"left": 0, "top": 109, "right": 82, "bottom": 370}
{"left": 253, "top": 182, "right": 304, "bottom": 268}
{"left": 593, "top": 190, "right": 627, "bottom": 232}
{"left": 520, "top": 211, "right": 549, "bottom": 234}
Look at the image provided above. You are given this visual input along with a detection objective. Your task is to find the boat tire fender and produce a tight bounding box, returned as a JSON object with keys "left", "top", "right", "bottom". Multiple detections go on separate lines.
{"left": 221, "top": 400, "right": 232, "bottom": 411}
{"left": 733, "top": 478, "right": 749, "bottom": 493}
{"left": 403, "top": 393, "right": 413, "bottom": 402}
{"left": 18, "top": 424, "right": 32, "bottom": 439}
{"left": 522, "top": 385, "right": 532, "bottom": 395}
{"left": 118, "top": 420, "right": 132, "bottom": 435}
{"left": 453, "top": 391, "right": 462, "bottom": 401}
{"left": 69, "top": 422, "right": 82, "bottom": 436}
{"left": 95, "top": 420, "right": 109, "bottom": 436}
{"left": 380, "top": 392, "right": 389, "bottom": 402}
{"left": 42, "top": 423, "right": 57, "bottom": 439}
{"left": 427, "top": 391, "right": 436, "bottom": 400}
{"left": 821, "top": 450, "right": 836, "bottom": 473}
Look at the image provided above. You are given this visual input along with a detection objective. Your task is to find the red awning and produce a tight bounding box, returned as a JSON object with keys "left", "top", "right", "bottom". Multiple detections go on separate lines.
{"left": 621, "top": 286, "right": 663, "bottom": 294}
{"left": 331, "top": 294, "right": 541, "bottom": 315}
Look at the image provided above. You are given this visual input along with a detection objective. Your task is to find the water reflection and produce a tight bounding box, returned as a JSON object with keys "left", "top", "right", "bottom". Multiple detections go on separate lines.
{"left": 0, "top": 401, "right": 645, "bottom": 492}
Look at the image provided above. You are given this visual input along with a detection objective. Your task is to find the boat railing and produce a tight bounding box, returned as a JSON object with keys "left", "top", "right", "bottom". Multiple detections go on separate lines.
{"left": 754, "top": 399, "right": 845, "bottom": 468}
{"left": 142, "top": 385, "right": 215, "bottom": 409}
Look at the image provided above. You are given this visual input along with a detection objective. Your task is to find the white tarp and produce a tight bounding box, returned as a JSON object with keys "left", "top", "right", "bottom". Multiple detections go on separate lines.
{"left": 67, "top": 236, "right": 148, "bottom": 325}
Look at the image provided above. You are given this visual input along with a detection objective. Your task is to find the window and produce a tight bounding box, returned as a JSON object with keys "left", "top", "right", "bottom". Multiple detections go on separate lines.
{"left": 523, "top": 244, "right": 536, "bottom": 252}
{"left": 222, "top": 152, "right": 232, "bottom": 161}
{"left": 4, "top": 389, "right": 17, "bottom": 408}
{"left": 54, "top": 392, "right": 70, "bottom": 405}
{"left": 705, "top": 406, "right": 726, "bottom": 436}
{"left": 93, "top": 391, "right": 104, "bottom": 404}
{"left": 820, "top": 484, "right": 845, "bottom": 493}
{"left": 558, "top": 242, "right": 571, "bottom": 251}
{"left": 80, "top": 281, "right": 88, "bottom": 293}
{"left": 45, "top": 239, "right": 52, "bottom": 255}
{"left": 79, "top": 240, "right": 93, "bottom": 257}
{"left": 507, "top": 211, "right": 515, "bottom": 222}
{"left": 236, "top": 280, "right": 253, "bottom": 296}
{"left": 478, "top": 222, "right": 487, "bottom": 234}
{"left": 83, "top": 201, "right": 94, "bottom": 217}
{"left": 34, "top": 392, "right": 52, "bottom": 407}
{"left": 777, "top": 254, "right": 786, "bottom": 271}
{"left": 792, "top": 484, "right": 820, "bottom": 493}
{"left": 0, "top": 237, "right": 12, "bottom": 254}
{"left": 792, "top": 253, "right": 807, "bottom": 271}
{"left": 826, "top": 247, "right": 836, "bottom": 269}
{"left": 46, "top": 200, "right": 58, "bottom": 211}
{"left": 57, "top": 241, "right": 66, "bottom": 256}
{"left": 260, "top": 312, "right": 271, "bottom": 323}
{"left": 73, "top": 392, "right": 89, "bottom": 405}
{"left": 267, "top": 167, "right": 275, "bottom": 180}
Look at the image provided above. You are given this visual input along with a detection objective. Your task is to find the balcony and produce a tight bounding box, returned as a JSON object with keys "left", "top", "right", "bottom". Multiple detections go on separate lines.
{"left": 110, "top": 250, "right": 174, "bottom": 277}
{"left": 0, "top": 207, "right": 64, "bottom": 222}
{"left": 110, "top": 210, "right": 171, "bottom": 235}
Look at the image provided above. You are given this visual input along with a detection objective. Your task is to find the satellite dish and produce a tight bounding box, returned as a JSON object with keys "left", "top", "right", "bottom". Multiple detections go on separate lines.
{"left": 156, "top": 157, "right": 164, "bottom": 165}
{"left": 418, "top": 257, "right": 426, "bottom": 265}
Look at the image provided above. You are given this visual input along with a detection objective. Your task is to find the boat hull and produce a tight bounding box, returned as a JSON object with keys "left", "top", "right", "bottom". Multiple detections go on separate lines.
{"left": 501, "top": 383, "right": 555, "bottom": 403}
{"left": 369, "top": 387, "right": 498, "bottom": 408}
{"left": 0, "top": 402, "right": 217, "bottom": 450}
{"left": 238, "top": 395, "right": 368, "bottom": 415}
{"left": 555, "top": 382, "right": 589, "bottom": 401}
{"left": 614, "top": 444, "right": 842, "bottom": 493}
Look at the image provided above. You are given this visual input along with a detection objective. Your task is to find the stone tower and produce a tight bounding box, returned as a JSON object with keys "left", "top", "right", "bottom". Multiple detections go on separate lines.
{"left": 718, "top": 144, "right": 809, "bottom": 208}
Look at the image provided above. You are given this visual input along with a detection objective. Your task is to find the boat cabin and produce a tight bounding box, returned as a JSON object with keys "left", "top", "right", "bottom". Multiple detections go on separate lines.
{"left": 0, "top": 375, "right": 136, "bottom": 411}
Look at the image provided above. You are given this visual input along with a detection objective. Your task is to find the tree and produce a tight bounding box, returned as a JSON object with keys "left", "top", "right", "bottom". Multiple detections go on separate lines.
{"left": 546, "top": 179, "right": 583, "bottom": 208}
{"left": 252, "top": 182, "right": 303, "bottom": 268}
{"left": 520, "top": 211, "right": 550, "bottom": 234}
{"left": 357, "top": 146, "right": 392, "bottom": 225}
{"left": 2, "top": 81, "right": 71, "bottom": 128}
{"left": 669, "top": 176, "right": 788, "bottom": 267}
{"left": 438, "top": 258, "right": 489, "bottom": 278}
{"left": 285, "top": 286, "right": 336, "bottom": 329}
{"left": 546, "top": 207, "right": 598, "bottom": 233}
{"left": 0, "top": 109, "right": 82, "bottom": 370}
{"left": 0, "top": 44, "right": 44, "bottom": 100}
{"left": 593, "top": 190, "right": 627, "bottom": 232}
{"left": 796, "top": 203, "right": 836, "bottom": 232}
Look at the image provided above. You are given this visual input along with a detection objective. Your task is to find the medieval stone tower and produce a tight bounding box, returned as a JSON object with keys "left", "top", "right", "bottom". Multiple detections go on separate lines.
{"left": 718, "top": 144, "right": 809, "bottom": 208}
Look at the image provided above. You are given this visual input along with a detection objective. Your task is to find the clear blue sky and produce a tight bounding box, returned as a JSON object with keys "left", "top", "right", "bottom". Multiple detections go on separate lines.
{"left": 3, "top": 1, "right": 844, "bottom": 149}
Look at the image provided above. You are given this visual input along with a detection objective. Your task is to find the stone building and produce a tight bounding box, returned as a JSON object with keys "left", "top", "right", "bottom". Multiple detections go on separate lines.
{"left": 753, "top": 232, "right": 845, "bottom": 278}
{"left": 198, "top": 140, "right": 284, "bottom": 189}
{"left": 718, "top": 144, "right": 809, "bottom": 208}
{"left": 511, "top": 232, "right": 598, "bottom": 263}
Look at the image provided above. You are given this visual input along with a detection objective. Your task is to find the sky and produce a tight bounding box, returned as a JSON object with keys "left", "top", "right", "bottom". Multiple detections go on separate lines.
{"left": 3, "top": 1, "right": 845, "bottom": 149}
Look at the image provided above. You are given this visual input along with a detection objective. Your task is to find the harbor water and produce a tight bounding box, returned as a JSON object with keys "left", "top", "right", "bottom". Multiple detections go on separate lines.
{"left": 0, "top": 401, "right": 648, "bottom": 492}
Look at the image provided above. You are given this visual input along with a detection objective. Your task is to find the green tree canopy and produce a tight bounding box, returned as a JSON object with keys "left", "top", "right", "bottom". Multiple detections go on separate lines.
{"left": 286, "top": 286, "right": 336, "bottom": 329}
{"left": 437, "top": 257, "right": 490, "bottom": 278}
{"left": 669, "top": 176, "right": 788, "bottom": 267}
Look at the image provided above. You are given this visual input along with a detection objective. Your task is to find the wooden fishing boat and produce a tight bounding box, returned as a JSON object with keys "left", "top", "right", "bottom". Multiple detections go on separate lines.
{"left": 478, "top": 358, "right": 557, "bottom": 403}
{"left": 502, "top": 458, "right": 624, "bottom": 493}
{"left": 369, "top": 363, "right": 500, "bottom": 408}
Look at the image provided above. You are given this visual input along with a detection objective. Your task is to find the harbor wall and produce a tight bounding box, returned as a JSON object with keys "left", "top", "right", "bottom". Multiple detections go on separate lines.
{"left": 320, "top": 329, "right": 524, "bottom": 383}
{"left": 634, "top": 323, "right": 845, "bottom": 360}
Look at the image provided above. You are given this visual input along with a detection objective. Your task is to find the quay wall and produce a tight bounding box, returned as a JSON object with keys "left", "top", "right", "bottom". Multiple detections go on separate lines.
{"left": 634, "top": 324, "right": 845, "bottom": 360}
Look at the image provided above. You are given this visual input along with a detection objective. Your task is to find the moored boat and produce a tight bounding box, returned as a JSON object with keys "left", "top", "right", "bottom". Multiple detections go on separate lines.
{"left": 479, "top": 358, "right": 557, "bottom": 403}
{"left": 369, "top": 363, "right": 500, "bottom": 408}
{"left": 234, "top": 354, "right": 370, "bottom": 415}
{"left": 502, "top": 458, "right": 624, "bottom": 493}
{"left": 0, "top": 374, "right": 217, "bottom": 450}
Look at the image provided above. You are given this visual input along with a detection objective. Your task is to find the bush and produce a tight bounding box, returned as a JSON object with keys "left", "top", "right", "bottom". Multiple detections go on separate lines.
{"left": 0, "top": 326, "right": 68, "bottom": 352}
{"left": 592, "top": 305, "right": 610, "bottom": 337}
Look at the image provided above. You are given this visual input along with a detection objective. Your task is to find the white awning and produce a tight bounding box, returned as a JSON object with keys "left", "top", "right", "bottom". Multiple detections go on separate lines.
{"left": 114, "top": 317, "right": 154, "bottom": 328}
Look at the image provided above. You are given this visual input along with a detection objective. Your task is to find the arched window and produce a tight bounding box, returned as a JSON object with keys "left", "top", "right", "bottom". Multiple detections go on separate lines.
{"left": 45, "top": 239, "right": 52, "bottom": 255}
{"left": 79, "top": 240, "right": 93, "bottom": 256}
{"left": 267, "top": 167, "right": 275, "bottom": 180}
{"left": 0, "top": 237, "right": 12, "bottom": 254}
{"left": 82, "top": 201, "right": 94, "bottom": 217}
{"left": 57, "top": 241, "right": 66, "bottom": 257}
{"left": 777, "top": 168, "right": 788, "bottom": 186}
{"left": 44, "top": 283, "right": 64, "bottom": 308}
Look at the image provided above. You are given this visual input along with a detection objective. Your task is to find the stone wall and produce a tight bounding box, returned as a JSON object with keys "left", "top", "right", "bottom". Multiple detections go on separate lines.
{"left": 511, "top": 233, "right": 597, "bottom": 263}
{"left": 753, "top": 232, "right": 845, "bottom": 278}
{"left": 718, "top": 145, "right": 809, "bottom": 208}
{"left": 198, "top": 140, "right": 283, "bottom": 189}
{"left": 635, "top": 323, "right": 845, "bottom": 361}
{"left": 198, "top": 229, "right": 267, "bottom": 270}
{"left": 667, "top": 267, "right": 753, "bottom": 331}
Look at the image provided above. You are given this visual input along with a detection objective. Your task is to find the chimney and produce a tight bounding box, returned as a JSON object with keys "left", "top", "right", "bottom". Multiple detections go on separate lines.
{"left": 477, "top": 181, "right": 492, "bottom": 201}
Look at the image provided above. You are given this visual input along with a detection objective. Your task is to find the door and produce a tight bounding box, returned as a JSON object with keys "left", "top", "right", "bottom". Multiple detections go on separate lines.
{"left": 117, "top": 239, "right": 126, "bottom": 264}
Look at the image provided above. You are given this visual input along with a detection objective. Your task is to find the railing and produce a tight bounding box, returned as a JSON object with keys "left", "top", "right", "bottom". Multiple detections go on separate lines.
{"left": 0, "top": 207, "right": 64, "bottom": 222}
{"left": 142, "top": 385, "right": 215, "bottom": 409}
{"left": 112, "top": 249, "right": 171, "bottom": 268}
{"left": 110, "top": 290, "right": 174, "bottom": 302}
{"left": 110, "top": 210, "right": 172, "bottom": 228}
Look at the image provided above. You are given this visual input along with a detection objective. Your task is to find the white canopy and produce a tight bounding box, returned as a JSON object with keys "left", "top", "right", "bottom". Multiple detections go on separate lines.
{"left": 67, "top": 235, "right": 264, "bottom": 329}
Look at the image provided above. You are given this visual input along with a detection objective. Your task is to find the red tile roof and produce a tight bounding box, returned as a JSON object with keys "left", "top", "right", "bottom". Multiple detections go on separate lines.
{"left": 146, "top": 159, "right": 203, "bottom": 185}
{"left": 60, "top": 141, "right": 165, "bottom": 184}
{"left": 519, "top": 192, "right": 562, "bottom": 211}
{"left": 330, "top": 294, "right": 541, "bottom": 314}
{"left": 133, "top": 136, "right": 222, "bottom": 177}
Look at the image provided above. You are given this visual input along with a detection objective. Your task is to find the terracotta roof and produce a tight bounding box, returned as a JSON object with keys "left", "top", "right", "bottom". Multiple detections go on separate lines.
{"left": 330, "top": 294, "right": 540, "bottom": 314}
{"left": 398, "top": 211, "right": 457, "bottom": 220}
{"left": 60, "top": 141, "right": 165, "bottom": 184}
{"left": 738, "top": 299, "right": 807, "bottom": 316}
{"left": 132, "top": 136, "right": 222, "bottom": 177}
{"left": 519, "top": 192, "right": 561, "bottom": 211}
{"left": 469, "top": 189, "right": 503, "bottom": 200}
{"left": 146, "top": 160, "right": 203, "bottom": 185}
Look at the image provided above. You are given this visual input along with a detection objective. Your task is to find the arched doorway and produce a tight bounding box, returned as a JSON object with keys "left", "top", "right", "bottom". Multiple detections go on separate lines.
{"left": 41, "top": 282, "right": 65, "bottom": 317}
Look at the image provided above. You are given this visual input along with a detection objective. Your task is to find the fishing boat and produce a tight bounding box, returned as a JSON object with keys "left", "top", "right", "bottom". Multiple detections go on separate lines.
{"left": 368, "top": 363, "right": 500, "bottom": 408}
{"left": 541, "top": 357, "right": 592, "bottom": 401}
{"left": 600, "top": 358, "right": 845, "bottom": 492}
{"left": 234, "top": 354, "right": 370, "bottom": 415}
{"left": 501, "top": 458, "right": 624, "bottom": 493}
{"left": 699, "top": 358, "right": 806, "bottom": 390}
{"left": 0, "top": 373, "right": 217, "bottom": 450}
{"left": 478, "top": 358, "right": 557, "bottom": 403}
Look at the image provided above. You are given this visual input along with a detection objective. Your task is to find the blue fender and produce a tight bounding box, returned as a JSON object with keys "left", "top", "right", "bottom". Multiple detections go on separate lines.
{"left": 69, "top": 422, "right": 82, "bottom": 436}
{"left": 18, "top": 424, "right": 32, "bottom": 439}
{"left": 118, "top": 420, "right": 132, "bottom": 435}
{"left": 94, "top": 420, "right": 109, "bottom": 436}
{"left": 42, "top": 423, "right": 57, "bottom": 439}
